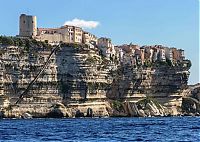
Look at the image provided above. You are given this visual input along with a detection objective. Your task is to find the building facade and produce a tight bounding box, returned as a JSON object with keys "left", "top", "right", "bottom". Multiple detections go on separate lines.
{"left": 159, "top": 48, "right": 166, "bottom": 62}
{"left": 83, "top": 32, "right": 98, "bottom": 44}
{"left": 97, "top": 37, "right": 116, "bottom": 59}
{"left": 165, "top": 47, "right": 173, "bottom": 62}
{"left": 98, "top": 37, "right": 113, "bottom": 48}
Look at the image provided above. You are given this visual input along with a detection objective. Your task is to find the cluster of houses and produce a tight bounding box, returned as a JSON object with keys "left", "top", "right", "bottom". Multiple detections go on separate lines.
{"left": 18, "top": 14, "right": 185, "bottom": 66}
{"left": 96, "top": 37, "right": 185, "bottom": 66}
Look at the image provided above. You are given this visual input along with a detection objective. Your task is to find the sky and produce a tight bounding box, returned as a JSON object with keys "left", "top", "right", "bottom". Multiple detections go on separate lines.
{"left": 0, "top": 0, "right": 199, "bottom": 84}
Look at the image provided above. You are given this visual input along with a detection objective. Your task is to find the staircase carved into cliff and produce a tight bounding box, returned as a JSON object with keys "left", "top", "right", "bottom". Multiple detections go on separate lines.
{"left": 15, "top": 45, "right": 60, "bottom": 104}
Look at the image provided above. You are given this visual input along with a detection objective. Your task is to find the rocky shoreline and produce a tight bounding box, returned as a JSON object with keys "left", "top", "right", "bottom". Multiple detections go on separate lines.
{"left": 1, "top": 93, "right": 200, "bottom": 119}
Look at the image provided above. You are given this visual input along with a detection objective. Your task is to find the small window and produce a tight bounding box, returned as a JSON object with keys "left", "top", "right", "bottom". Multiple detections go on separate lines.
{"left": 23, "top": 21, "right": 25, "bottom": 23}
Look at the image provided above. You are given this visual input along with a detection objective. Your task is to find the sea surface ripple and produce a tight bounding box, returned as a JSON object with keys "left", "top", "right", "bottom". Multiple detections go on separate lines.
{"left": 0, "top": 117, "right": 200, "bottom": 142}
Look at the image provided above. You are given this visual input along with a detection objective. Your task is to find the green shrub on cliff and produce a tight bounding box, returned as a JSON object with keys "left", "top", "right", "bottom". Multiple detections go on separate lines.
{"left": 112, "top": 100, "right": 123, "bottom": 111}
{"left": 85, "top": 56, "right": 97, "bottom": 64}
{"left": 137, "top": 97, "right": 162, "bottom": 109}
{"left": 166, "top": 58, "right": 173, "bottom": 67}
{"left": 60, "top": 42, "right": 81, "bottom": 49}
{"left": 186, "top": 60, "right": 192, "bottom": 68}
{"left": 88, "top": 82, "right": 98, "bottom": 93}
{"left": 0, "top": 49, "right": 5, "bottom": 55}
{"left": 0, "top": 36, "right": 14, "bottom": 46}
{"left": 0, "top": 36, "right": 52, "bottom": 49}
{"left": 144, "top": 60, "right": 152, "bottom": 67}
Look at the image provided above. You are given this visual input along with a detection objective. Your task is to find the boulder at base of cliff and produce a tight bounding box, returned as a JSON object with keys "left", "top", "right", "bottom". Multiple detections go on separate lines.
{"left": 86, "top": 108, "right": 93, "bottom": 117}
{"left": 136, "top": 97, "right": 168, "bottom": 117}
{"left": 126, "top": 102, "right": 139, "bottom": 117}
{"left": 22, "top": 112, "right": 32, "bottom": 119}
{"left": 138, "top": 109, "right": 146, "bottom": 117}
{"left": 47, "top": 103, "right": 69, "bottom": 118}
{"left": 75, "top": 110, "right": 84, "bottom": 117}
{"left": 0, "top": 111, "right": 4, "bottom": 118}
{"left": 146, "top": 102, "right": 160, "bottom": 116}
{"left": 111, "top": 98, "right": 169, "bottom": 117}
{"left": 110, "top": 100, "right": 128, "bottom": 117}
{"left": 47, "top": 109, "right": 65, "bottom": 118}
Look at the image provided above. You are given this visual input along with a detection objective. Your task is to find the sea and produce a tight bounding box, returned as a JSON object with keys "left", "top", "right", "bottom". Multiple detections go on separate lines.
{"left": 0, "top": 117, "right": 199, "bottom": 142}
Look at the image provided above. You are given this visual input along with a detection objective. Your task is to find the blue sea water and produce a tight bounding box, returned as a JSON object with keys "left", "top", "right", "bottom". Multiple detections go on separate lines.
{"left": 0, "top": 117, "right": 199, "bottom": 142}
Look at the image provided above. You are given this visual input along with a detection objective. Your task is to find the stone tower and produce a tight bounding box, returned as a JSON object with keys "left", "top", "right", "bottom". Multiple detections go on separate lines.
{"left": 19, "top": 14, "right": 37, "bottom": 37}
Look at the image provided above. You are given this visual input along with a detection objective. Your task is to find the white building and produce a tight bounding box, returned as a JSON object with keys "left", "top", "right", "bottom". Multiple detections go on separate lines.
{"left": 178, "top": 49, "right": 185, "bottom": 61}
{"left": 114, "top": 46, "right": 124, "bottom": 63}
{"left": 97, "top": 37, "right": 116, "bottom": 59}
{"left": 164, "top": 47, "right": 173, "bottom": 62}
{"left": 145, "top": 47, "right": 154, "bottom": 62}
{"left": 152, "top": 48, "right": 159, "bottom": 62}
{"left": 159, "top": 48, "right": 166, "bottom": 61}
{"left": 83, "top": 32, "right": 98, "bottom": 45}
{"left": 98, "top": 37, "right": 113, "bottom": 48}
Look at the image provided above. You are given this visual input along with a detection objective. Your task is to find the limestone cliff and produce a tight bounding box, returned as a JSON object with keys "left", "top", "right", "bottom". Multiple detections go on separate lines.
{"left": 0, "top": 38, "right": 191, "bottom": 118}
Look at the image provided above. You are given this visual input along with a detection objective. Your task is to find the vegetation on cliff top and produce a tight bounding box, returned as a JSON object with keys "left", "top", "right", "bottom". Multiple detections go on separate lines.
{"left": 60, "top": 42, "right": 90, "bottom": 49}
{"left": 143, "top": 59, "right": 191, "bottom": 68}
{"left": 0, "top": 36, "right": 51, "bottom": 48}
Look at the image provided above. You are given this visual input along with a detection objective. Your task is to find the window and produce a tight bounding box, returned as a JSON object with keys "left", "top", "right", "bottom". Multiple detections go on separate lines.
{"left": 23, "top": 21, "right": 25, "bottom": 23}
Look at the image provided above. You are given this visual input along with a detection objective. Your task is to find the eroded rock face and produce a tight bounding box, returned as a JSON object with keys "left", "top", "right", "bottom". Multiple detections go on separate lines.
{"left": 0, "top": 44, "right": 191, "bottom": 117}
{"left": 110, "top": 98, "right": 173, "bottom": 117}
{"left": 182, "top": 84, "right": 200, "bottom": 116}
{"left": 109, "top": 98, "right": 171, "bottom": 117}
{"left": 55, "top": 46, "right": 110, "bottom": 101}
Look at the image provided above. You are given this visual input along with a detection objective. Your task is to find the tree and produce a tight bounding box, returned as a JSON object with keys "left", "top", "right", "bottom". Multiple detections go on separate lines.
{"left": 186, "top": 60, "right": 192, "bottom": 68}
{"left": 166, "top": 58, "right": 173, "bottom": 67}
{"left": 1, "top": 36, "right": 14, "bottom": 46}
{"left": 45, "top": 40, "right": 48, "bottom": 44}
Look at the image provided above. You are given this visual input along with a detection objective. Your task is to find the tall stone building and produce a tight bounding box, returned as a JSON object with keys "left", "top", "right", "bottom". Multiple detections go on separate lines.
{"left": 19, "top": 14, "right": 37, "bottom": 37}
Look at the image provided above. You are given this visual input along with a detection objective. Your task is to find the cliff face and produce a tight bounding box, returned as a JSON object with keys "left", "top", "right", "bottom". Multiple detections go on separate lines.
{"left": 56, "top": 45, "right": 110, "bottom": 101}
{"left": 0, "top": 43, "right": 191, "bottom": 118}
{"left": 108, "top": 65, "right": 189, "bottom": 101}
{"left": 107, "top": 65, "right": 190, "bottom": 116}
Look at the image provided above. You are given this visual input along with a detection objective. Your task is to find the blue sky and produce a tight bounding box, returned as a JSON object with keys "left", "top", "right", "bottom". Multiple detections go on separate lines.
{"left": 0, "top": 0, "right": 199, "bottom": 84}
